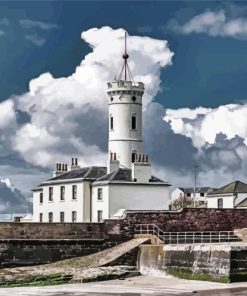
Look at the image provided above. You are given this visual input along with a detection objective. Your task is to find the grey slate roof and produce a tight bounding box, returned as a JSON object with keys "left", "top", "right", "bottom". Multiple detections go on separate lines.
{"left": 207, "top": 180, "right": 247, "bottom": 196}
{"left": 47, "top": 166, "right": 107, "bottom": 182}
{"left": 95, "top": 168, "right": 166, "bottom": 183}
{"left": 179, "top": 187, "right": 214, "bottom": 194}
{"left": 237, "top": 198, "right": 247, "bottom": 208}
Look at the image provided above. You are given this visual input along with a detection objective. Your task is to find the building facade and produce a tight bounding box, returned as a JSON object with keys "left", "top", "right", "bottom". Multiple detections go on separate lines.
{"left": 171, "top": 187, "right": 214, "bottom": 209}
{"left": 207, "top": 180, "right": 247, "bottom": 209}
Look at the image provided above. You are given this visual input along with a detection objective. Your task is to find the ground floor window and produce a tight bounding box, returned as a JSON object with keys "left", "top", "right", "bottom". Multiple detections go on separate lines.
{"left": 97, "top": 210, "right": 103, "bottom": 223}
{"left": 218, "top": 198, "right": 223, "bottom": 209}
{"left": 60, "top": 211, "right": 65, "bottom": 223}
{"left": 48, "top": 212, "right": 53, "bottom": 223}
{"left": 39, "top": 213, "right": 43, "bottom": 222}
{"left": 72, "top": 211, "right": 77, "bottom": 222}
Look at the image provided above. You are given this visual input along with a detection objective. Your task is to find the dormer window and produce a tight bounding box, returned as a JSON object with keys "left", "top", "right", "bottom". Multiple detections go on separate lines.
{"left": 131, "top": 113, "right": 136, "bottom": 130}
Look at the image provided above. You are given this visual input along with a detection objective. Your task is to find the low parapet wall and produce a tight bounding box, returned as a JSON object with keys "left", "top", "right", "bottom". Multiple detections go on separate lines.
{"left": 0, "top": 208, "right": 246, "bottom": 240}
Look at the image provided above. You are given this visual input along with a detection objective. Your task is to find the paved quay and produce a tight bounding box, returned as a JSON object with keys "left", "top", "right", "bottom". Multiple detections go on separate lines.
{"left": 0, "top": 276, "right": 246, "bottom": 296}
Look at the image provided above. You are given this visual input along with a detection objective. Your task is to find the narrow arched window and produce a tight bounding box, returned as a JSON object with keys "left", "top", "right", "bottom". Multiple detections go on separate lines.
{"left": 132, "top": 150, "right": 137, "bottom": 163}
{"left": 110, "top": 115, "right": 113, "bottom": 130}
{"left": 131, "top": 113, "right": 136, "bottom": 130}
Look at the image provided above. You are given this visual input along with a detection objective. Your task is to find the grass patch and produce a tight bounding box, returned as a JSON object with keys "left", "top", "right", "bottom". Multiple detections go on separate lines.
{"left": 0, "top": 273, "right": 73, "bottom": 288}
{"left": 167, "top": 269, "right": 229, "bottom": 283}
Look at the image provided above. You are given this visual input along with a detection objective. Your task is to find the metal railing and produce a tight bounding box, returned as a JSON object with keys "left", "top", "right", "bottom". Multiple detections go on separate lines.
{"left": 135, "top": 224, "right": 241, "bottom": 244}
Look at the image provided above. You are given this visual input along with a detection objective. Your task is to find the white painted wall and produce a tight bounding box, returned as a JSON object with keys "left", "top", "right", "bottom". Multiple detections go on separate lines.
{"left": 107, "top": 81, "right": 144, "bottom": 169}
{"left": 91, "top": 183, "right": 169, "bottom": 222}
{"left": 91, "top": 185, "right": 110, "bottom": 222}
{"left": 32, "top": 181, "right": 91, "bottom": 222}
{"left": 207, "top": 194, "right": 234, "bottom": 208}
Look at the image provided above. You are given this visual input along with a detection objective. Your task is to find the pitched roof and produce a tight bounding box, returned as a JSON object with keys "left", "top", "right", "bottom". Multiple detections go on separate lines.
{"left": 237, "top": 198, "right": 247, "bottom": 208}
{"left": 178, "top": 187, "right": 214, "bottom": 194}
{"left": 207, "top": 180, "right": 247, "bottom": 196}
{"left": 45, "top": 166, "right": 107, "bottom": 182}
{"left": 95, "top": 168, "right": 166, "bottom": 183}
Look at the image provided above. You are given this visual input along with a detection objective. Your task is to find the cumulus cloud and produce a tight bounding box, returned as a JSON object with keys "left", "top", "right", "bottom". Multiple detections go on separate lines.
{"left": 169, "top": 9, "right": 247, "bottom": 39}
{"left": 19, "top": 19, "right": 58, "bottom": 30}
{"left": 3, "top": 27, "right": 173, "bottom": 171}
{"left": 3, "top": 25, "right": 247, "bottom": 194}
{"left": 164, "top": 104, "right": 247, "bottom": 148}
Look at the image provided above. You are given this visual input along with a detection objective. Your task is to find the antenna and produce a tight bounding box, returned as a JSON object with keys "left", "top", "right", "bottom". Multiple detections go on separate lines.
{"left": 118, "top": 32, "right": 135, "bottom": 83}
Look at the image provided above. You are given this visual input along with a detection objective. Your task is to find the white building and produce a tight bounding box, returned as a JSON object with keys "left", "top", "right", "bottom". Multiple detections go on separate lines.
{"left": 171, "top": 187, "right": 214, "bottom": 208}
{"left": 32, "top": 35, "right": 170, "bottom": 223}
{"left": 207, "top": 180, "right": 247, "bottom": 209}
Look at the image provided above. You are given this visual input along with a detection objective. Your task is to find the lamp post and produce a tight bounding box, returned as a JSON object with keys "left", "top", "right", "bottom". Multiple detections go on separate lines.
{"left": 193, "top": 165, "right": 199, "bottom": 208}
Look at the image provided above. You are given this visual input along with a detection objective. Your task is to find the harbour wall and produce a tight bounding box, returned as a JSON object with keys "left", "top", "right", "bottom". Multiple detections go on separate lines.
{"left": 137, "top": 244, "right": 247, "bottom": 282}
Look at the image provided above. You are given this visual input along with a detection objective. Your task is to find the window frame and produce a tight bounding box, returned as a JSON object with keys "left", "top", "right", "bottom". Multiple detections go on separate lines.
{"left": 110, "top": 114, "right": 114, "bottom": 130}
{"left": 48, "top": 187, "right": 53, "bottom": 201}
{"left": 218, "top": 198, "right": 223, "bottom": 209}
{"left": 60, "top": 186, "right": 65, "bottom": 201}
{"left": 97, "top": 188, "right": 103, "bottom": 201}
{"left": 39, "top": 192, "right": 43, "bottom": 204}
{"left": 72, "top": 185, "right": 77, "bottom": 200}
{"left": 72, "top": 211, "right": 77, "bottom": 223}
{"left": 97, "top": 210, "right": 103, "bottom": 223}
{"left": 48, "top": 212, "right": 53, "bottom": 223}
{"left": 60, "top": 211, "right": 65, "bottom": 223}
{"left": 131, "top": 113, "right": 137, "bottom": 130}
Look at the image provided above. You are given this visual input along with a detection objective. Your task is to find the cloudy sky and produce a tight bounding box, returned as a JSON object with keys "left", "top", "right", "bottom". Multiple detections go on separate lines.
{"left": 1, "top": 1, "right": 247, "bottom": 199}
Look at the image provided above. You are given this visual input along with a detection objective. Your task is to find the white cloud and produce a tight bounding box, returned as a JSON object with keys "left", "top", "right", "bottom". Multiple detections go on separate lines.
{"left": 19, "top": 19, "right": 58, "bottom": 30}
{"left": 5, "top": 26, "right": 173, "bottom": 169}
{"left": 25, "top": 34, "right": 46, "bottom": 46}
{"left": 0, "top": 18, "right": 9, "bottom": 26}
{"left": 0, "top": 30, "right": 5, "bottom": 37}
{"left": 0, "top": 100, "right": 16, "bottom": 129}
{"left": 164, "top": 104, "right": 247, "bottom": 149}
{"left": 170, "top": 9, "right": 247, "bottom": 39}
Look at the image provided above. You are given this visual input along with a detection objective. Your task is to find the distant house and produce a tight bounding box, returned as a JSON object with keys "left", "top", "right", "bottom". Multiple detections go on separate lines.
{"left": 171, "top": 187, "right": 214, "bottom": 208}
{"left": 207, "top": 180, "right": 247, "bottom": 209}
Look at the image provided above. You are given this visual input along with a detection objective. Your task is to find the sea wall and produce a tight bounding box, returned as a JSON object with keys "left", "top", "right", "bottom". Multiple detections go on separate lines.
{"left": 138, "top": 244, "right": 247, "bottom": 282}
{"left": 0, "top": 239, "right": 119, "bottom": 267}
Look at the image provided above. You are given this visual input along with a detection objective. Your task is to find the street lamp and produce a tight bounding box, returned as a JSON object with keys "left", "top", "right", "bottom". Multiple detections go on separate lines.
{"left": 193, "top": 165, "right": 199, "bottom": 208}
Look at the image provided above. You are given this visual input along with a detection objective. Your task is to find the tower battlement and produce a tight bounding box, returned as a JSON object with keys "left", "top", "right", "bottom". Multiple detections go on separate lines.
{"left": 107, "top": 80, "right": 144, "bottom": 92}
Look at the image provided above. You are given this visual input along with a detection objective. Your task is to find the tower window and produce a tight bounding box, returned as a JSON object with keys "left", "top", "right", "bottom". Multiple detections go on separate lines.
{"left": 110, "top": 97, "right": 113, "bottom": 102}
{"left": 131, "top": 114, "right": 136, "bottom": 130}
{"left": 132, "top": 96, "right": 136, "bottom": 102}
{"left": 110, "top": 115, "right": 114, "bottom": 130}
{"left": 132, "top": 150, "right": 137, "bottom": 163}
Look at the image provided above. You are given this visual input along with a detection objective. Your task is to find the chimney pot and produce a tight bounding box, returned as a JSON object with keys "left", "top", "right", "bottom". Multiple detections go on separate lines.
{"left": 75, "top": 158, "right": 78, "bottom": 166}
{"left": 138, "top": 154, "right": 142, "bottom": 162}
{"left": 114, "top": 153, "right": 117, "bottom": 160}
{"left": 72, "top": 158, "right": 74, "bottom": 166}
{"left": 142, "top": 154, "right": 145, "bottom": 162}
{"left": 65, "top": 164, "right": 68, "bottom": 171}
{"left": 146, "top": 155, "right": 149, "bottom": 163}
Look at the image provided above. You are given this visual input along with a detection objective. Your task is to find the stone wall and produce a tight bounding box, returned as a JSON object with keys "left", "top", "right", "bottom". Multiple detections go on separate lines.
{"left": 138, "top": 244, "right": 247, "bottom": 282}
{"left": 0, "top": 223, "right": 104, "bottom": 240}
{"left": 107, "top": 208, "right": 247, "bottom": 235}
{"left": 0, "top": 239, "right": 118, "bottom": 268}
{"left": 0, "top": 209, "right": 246, "bottom": 241}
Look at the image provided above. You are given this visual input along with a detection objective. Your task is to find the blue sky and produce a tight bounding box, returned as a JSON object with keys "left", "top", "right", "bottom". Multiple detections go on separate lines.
{"left": 1, "top": 1, "right": 247, "bottom": 210}
{"left": 1, "top": 1, "right": 247, "bottom": 108}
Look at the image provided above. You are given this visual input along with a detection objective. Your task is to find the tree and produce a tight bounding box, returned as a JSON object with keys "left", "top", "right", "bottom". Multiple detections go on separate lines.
{"left": 172, "top": 195, "right": 194, "bottom": 210}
